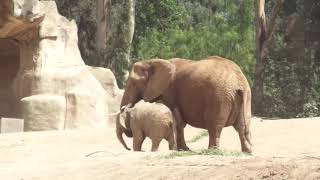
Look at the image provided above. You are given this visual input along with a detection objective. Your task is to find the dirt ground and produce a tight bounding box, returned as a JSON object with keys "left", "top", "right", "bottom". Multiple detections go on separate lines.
{"left": 0, "top": 117, "right": 320, "bottom": 180}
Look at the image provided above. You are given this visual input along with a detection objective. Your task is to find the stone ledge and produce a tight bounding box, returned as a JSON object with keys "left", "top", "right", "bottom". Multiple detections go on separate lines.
{"left": 0, "top": 117, "right": 24, "bottom": 133}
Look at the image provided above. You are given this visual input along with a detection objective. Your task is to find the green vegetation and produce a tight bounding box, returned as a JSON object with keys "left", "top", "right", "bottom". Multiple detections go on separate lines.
{"left": 160, "top": 148, "right": 250, "bottom": 159}
{"left": 261, "top": 0, "right": 320, "bottom": 118}
{"left": 54, "top": 0, "right": 320, "bottom": 118}
{"left": 187, "top": 131, "right": 208, "bottom": 143}
{"left": 55, "top": 0, "right": 255, "bottom": 86}
{"left": 136, "top": 0, "right": 255, "bottom": 85}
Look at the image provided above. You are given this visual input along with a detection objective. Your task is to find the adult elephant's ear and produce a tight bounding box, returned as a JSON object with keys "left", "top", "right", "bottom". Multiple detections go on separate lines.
{"left": 143, "top": 59, "right": 176, "bottom": 102}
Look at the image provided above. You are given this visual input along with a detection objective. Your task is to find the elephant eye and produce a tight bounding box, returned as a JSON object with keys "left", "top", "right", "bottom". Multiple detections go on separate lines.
{"left": 143, "top": 70, "right": 149, "bottom": 78}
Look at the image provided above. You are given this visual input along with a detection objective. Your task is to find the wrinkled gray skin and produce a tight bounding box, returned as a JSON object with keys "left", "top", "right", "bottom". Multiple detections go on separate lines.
{"left": 116, "top": 100, "right": 177, "bottom": 151}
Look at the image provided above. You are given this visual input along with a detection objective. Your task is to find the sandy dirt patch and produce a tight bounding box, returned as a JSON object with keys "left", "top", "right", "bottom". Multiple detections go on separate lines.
{"left": 0, "top": 117, "right": 319, "bottom": 180}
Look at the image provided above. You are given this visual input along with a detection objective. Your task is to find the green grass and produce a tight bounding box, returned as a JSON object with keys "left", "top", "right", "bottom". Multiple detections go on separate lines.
{"left": 159, "top": 148, "right": 250, "bottom": 159}
{"left": 187, "top": 130, "right": 209, "bottom": 143}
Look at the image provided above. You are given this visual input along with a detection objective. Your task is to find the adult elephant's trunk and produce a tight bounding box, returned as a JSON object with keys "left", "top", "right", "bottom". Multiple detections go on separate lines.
{"left": 116, "top": 113, "right": 131, "bottom": 150}
{"left": 119, "top": 87, "right": 135, "bottom": 135}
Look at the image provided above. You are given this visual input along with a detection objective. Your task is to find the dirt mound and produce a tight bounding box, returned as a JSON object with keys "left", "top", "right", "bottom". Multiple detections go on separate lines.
{"left": 0, "top": 117, "right": 319, "bottom": 179}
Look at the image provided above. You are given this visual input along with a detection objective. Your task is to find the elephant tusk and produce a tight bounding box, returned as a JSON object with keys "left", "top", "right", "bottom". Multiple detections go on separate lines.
{"left": 120, "top": 105, "right": 127, "bottom": 111}
{"left": 109, "top": 104, "right": 131, "bottom": 116}
{"left": 120, "top": 103, "right": 133, "bottom": 112}
{"left": 108, "top": 111, "right": 121, "bottom": 116}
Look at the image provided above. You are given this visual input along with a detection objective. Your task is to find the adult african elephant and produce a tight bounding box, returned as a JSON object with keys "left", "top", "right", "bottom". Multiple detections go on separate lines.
{"left": 117, "top": 56, "right": 252, "bottom": 153}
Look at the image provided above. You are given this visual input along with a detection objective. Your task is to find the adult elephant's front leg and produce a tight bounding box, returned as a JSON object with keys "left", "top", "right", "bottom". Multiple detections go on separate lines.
{"left": 177, "top": 126, "right": 189, "bottom": 151}
{"left": 173, "top": 108, "right": 190, "bottom": 151}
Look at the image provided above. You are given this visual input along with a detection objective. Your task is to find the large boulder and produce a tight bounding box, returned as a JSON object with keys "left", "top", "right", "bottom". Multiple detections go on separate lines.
{"left": 65, "top": 88, "right": 107, "bottom": 129}
{"left": 21, "top": 95, "right": 66, "bottom": 131}
{"left": 0, "top": 0, "right": 109, "bottom": 131}
{"left": 0, "top": 117, "right": 24, "bottom": 133}
{"left": 87, "top": 66, "right": 123, "bottom": 123}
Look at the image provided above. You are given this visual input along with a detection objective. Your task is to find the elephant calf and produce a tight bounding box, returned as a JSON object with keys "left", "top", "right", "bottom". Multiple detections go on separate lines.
{"left": 116, "top": 100, "right": 177, "bottom": 151}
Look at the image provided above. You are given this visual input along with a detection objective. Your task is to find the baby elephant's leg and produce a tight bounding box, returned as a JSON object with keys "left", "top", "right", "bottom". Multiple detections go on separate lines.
{"left": 151, "top": 139, "right": 162, "bottom": 152}
{"left": 133, "top": 131, "right": 145, "bottom": 151}
{"left": 166, "top": 131, "right": 177, "bottom": 150}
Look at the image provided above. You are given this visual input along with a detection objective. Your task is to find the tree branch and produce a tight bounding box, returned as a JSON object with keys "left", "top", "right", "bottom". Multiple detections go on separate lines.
{"left": 266, "top": 0, "right": 284, "bottom": 40}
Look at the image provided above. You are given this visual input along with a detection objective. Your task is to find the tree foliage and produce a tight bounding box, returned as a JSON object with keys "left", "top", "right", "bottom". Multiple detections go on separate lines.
{"left": 55, "top": 0, "right": 255, "bottom": 86}
{"left": 136, "top": 0, "right": 256, "bottom": 84}
{"left": 55, "top": 0, "right": 96, "bottom": 64}
{"left": 262, "top": 0, "right": 320, "bottom": 117}
{"left": 55, "top": 0, "right": 130, "bottom": 87}
{"left": 54, "top": 0, "right": 320, "bottom": 118}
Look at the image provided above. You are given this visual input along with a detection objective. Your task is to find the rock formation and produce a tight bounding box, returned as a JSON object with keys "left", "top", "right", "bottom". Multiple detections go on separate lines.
{"left": 0, "top": 0, "right": 121, "bottom": 131}
{"left": 87, "top": 66, "right": 123, "bottom": 124}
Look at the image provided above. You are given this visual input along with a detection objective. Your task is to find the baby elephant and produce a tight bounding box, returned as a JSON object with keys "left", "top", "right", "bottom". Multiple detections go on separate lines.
{"left": 116, "top": 100, "right": 177, "bottom": 151}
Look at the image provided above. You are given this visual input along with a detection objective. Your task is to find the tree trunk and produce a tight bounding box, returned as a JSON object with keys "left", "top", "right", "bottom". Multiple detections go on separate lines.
{"left": 96, "top": 0, "right": 111, "bottom": 49}
{"left": 127, "top": 0, "right": 135, "bottom": 48}
{"left": 0, "top": 0, "right": 13, "bottom": 25}
{"left": 125, "top": 0, "right": 135, "bottom": 63}
{"left": 253, "top": 0, "right": 284, "bottom": 115}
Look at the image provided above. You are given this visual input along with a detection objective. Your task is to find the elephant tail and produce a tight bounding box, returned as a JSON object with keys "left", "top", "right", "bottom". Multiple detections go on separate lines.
{"left": 238, "top": 90, "right": 252, "bottom": 146}
{"left": 116, "top": 113, "right": 131, "bottom": 150}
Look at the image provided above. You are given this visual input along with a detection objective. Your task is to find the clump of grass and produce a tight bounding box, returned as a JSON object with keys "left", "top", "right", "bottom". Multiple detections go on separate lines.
{"left": 187, "top": 130, "right": 209, "bottom": 143}
{"left": 160, "top": 151, "right": 197, "bottom": 159}
{"left": 196, "top": 149, "right": 249, "bottom": 156}
{"left": 160, "top": 148, "right": 250, "bottom": 159}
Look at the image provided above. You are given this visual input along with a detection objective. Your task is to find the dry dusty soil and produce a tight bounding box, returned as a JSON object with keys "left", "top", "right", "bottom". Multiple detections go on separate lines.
{"left": 0, "top": 117, "right": 320, "bottom": 180}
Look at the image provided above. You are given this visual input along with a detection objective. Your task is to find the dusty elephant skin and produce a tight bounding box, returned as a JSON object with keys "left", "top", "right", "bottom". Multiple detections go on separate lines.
{"left": 116, "top": 100, "right": 177, "bottom": 151}
{"left": 118, "top": 56, "right": 252, "bottom": 153}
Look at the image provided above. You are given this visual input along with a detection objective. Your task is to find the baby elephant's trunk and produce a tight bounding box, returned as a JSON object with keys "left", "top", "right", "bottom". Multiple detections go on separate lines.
{"left": 116, "top": 113, "right": 131, "bottom": 150}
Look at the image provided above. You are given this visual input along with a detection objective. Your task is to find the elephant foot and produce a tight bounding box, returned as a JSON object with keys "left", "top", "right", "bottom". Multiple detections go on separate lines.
{"left": 208, "top": 145, "right": 219, "bottom": 149}
{"left": 241, "top": 146, "right": 252, "bottom": 154}
{"left": 240, "top": 138, "right": 252, "bottom": 154}
{"left": 177, "top": 144, "right": 190, "bottom": 151}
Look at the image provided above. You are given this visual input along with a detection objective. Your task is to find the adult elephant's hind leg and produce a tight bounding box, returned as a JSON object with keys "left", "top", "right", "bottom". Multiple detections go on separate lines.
{"left": 205, "top": 108, "right": 228, "bottom": 149}
{"left": 233, "top": 120, "right": 252, "bottom": 153}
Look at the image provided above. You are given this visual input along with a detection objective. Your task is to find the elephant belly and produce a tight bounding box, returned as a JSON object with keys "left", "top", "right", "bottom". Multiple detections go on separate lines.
{"left": 175, "top": 79, "right": 208, "bottom": 129}
{"left": 174, "top": 60, "right": 238, "bottom": 129}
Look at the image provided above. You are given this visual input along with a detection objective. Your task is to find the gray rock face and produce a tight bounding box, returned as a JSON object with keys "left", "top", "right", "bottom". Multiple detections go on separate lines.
{"left": 21, "top": 95, "right": 66, "bottom": 131}
{"left": 87, "top": 66, "right": 124, "bottom": 124}
{"left": 0, "top": 117, "right": 24, "bottom": 133}
{"left": 0, "top": 0, "right": 114, "bottom": 131}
